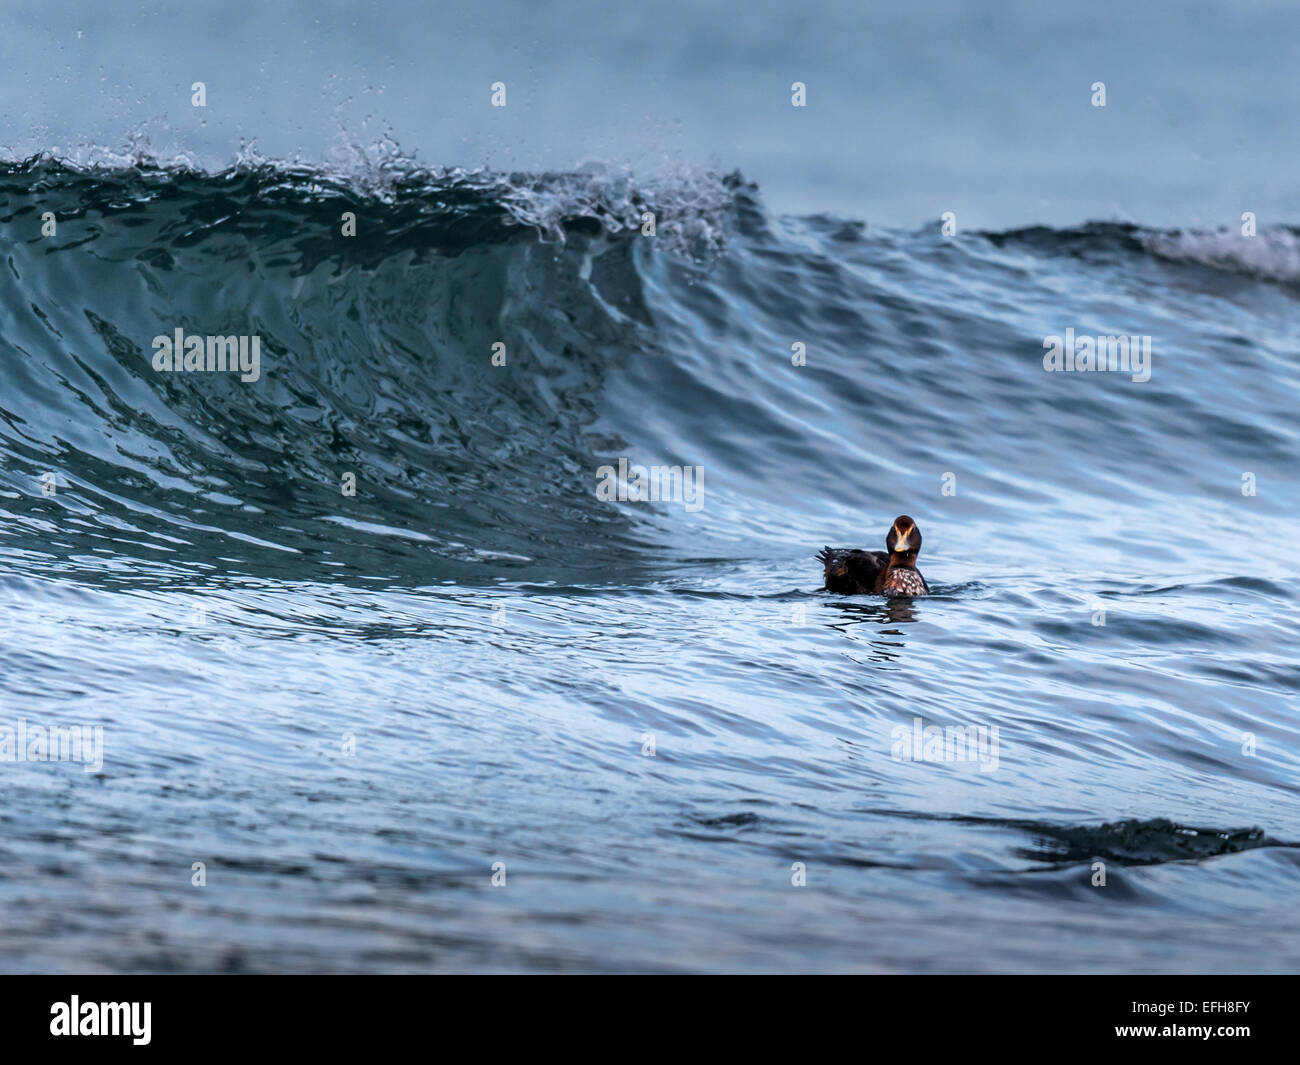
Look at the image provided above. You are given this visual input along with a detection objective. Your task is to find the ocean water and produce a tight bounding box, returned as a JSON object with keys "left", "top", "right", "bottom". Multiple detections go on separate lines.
{"left": 2, "top": 2, "right": 1300, "bottom": 974}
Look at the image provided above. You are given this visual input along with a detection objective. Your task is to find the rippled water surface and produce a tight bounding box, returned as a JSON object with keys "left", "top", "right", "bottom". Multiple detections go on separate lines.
{"left": 1, "top": 153, "right": 1298, "bottom": 973}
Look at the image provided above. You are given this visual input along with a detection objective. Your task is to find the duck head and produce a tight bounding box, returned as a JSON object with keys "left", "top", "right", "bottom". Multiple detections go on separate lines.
{"left": 885, "top": 515, "right": 922, "bottom": 568}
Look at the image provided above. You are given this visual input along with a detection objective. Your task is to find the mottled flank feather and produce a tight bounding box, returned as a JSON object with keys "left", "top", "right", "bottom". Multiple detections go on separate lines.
{"left": 881, "top": 566, "right": 928, "bottom": 596}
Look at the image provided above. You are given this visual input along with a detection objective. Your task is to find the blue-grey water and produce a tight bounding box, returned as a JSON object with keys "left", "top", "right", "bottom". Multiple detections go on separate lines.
{"left": 2, "top": 1, "right": 1299, "bottom": 973}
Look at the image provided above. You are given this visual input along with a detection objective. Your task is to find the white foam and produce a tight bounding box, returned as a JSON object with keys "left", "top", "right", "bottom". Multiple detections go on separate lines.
{"left": 17, "top": 131, "right": 737, "bottom": 261}
{"left": 1141, "top": 225, "right": 1300, "bottom": 285}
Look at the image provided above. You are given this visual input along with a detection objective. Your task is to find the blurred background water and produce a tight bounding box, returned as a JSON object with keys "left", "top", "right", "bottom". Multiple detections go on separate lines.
{"left": 1, "top": 1, "right": 1298, "bottom": 973}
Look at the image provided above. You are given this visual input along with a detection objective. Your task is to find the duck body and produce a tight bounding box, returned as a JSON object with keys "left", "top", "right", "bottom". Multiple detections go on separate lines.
{"left": 818, "top": 515, "right": 930, "bottom": 597}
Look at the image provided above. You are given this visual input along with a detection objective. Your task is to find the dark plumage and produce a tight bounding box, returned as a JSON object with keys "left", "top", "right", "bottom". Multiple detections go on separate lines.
{"left": 819, "top": 515, "right": 930, "bottom": 596}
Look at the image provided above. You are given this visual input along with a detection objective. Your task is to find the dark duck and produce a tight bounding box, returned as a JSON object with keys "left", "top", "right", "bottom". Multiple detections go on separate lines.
{"left": 818, "top": 515, "right": 930, "bottom": 596}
